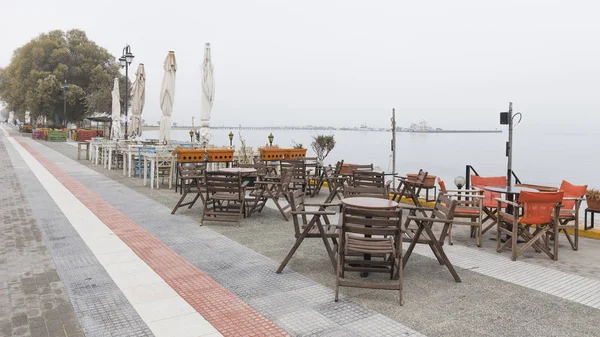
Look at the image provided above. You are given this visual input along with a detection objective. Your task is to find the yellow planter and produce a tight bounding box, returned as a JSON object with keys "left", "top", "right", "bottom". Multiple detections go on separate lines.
{"left": 260, "top": 148, "right": 286, "bottom": 161}
{"left": 206, "top": 149, "right": 234, "bottom": 162}
{"left": 284, "top": 148, "right": 307, "bottom": 159}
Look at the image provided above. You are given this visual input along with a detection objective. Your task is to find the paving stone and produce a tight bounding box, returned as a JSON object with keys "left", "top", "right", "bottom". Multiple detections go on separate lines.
{"left": 2, "top": 132, "right": 154, "bottom": 337}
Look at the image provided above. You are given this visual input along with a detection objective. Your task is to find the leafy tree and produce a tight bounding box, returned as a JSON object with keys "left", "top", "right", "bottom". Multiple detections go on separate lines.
{"left": 0, "top": 29, "right": 129, "bottom": 126}
{"left": 311, "top": 134, "right": 336, "bottom": 164}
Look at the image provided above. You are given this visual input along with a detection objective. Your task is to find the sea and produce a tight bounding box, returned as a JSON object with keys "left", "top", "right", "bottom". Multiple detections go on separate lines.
{"left": 142, "top": 128, "right": 598, "bottom": 192}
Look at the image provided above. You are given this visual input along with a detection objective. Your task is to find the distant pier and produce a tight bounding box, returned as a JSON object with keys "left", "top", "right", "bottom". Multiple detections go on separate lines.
{"left": 141, "top": 125, "right": 501, "bottom": 133}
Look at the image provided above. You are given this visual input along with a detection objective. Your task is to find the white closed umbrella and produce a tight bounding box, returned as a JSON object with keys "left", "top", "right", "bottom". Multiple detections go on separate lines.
{"left": 130, "top": 64, "right": 146, "bottom": 137}
{"left": 159, "top": 51, "right": 177, "bottom": 143}
{"left": 199, "top": 43, "right": 215, "bottom": 146}
{"left": 110, "top": 78, "right": 121, "bottom": 139}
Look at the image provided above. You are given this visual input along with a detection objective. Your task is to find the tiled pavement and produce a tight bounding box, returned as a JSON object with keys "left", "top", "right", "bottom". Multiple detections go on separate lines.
{"left": 1, "top": 127, "right": 423, "bottom": 336}
{"left": 0, "top": 136, "right": 84, "bottom": 337}
{"left": 4, "top": 125, "right": 600, "bottom": 336}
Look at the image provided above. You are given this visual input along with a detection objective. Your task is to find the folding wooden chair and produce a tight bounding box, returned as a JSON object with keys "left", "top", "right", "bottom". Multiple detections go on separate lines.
{"left": 470, "top": 175, "right": 506, "bottom": 236}
{"left": 171, "top": 162, "right": 206, "bottom": 214}
{"left": 335, "top": 206, "right": 404, "bottom": 305}
{"left": 390, "top": 169, "right": 428, "bottom": 205}
{"left": 201, "top": 171, "right": 250, "bottom": 224}
{"left": 276, "top": 189, "right": 338, "bottom": 273}
{"left": 438, "top": 178, "right": 485, "bottom": 247}
{"left": 497, "top": 191, "right": 563, "bottom": 261}
{"left": 249, "top": 169, "right": 293, "bottom": 220}
{"left": 554, "top": 180, "right": 587, "bottom": 250}
{"left": 402, "top": 193, "right": 461, "bottom": 282}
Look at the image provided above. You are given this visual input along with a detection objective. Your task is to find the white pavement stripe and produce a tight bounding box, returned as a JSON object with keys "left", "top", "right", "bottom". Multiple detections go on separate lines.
{"left": 409, "top": 243, "right": 600, "bottom": 310}
{"left": 1, "top": 126, "right": 222, "bottom": 337}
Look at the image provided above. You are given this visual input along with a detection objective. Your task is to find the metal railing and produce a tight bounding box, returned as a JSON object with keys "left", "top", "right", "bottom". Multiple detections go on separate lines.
{"left": 465, "top": 165, "right": 521, "bottom": 189}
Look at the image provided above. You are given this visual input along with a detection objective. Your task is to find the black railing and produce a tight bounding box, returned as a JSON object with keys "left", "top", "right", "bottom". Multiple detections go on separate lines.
{"left": 465, "top": 165, "right": 521, "bottom": 190}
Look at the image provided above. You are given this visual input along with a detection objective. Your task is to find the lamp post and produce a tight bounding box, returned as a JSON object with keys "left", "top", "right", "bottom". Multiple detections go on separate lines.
{"left": 228, "top": 131, "right": 234, "bottom": 147}
{"left": 268, "top": 132, "right": 274, "bottom": 147}
{"left": 62, "top": 80, "right": 69, "bottom": 127}
{"left": 454, "top": 176, "right": 465, "bottom": 201}
{"left": 499, "top": 102, "right": 522, "bottom": 187}
{"left": 189, "top": 130, "right": 194, "bottom": 142}
{"left": 119, "top": 45, "right": 134, "bottom": 139}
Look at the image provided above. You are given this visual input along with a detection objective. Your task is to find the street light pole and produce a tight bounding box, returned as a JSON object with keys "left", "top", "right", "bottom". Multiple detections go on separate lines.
{"left": 119, "top": 45, "right": 135, "bottom": 139}
{"left": 62, "top": 80, "right": 69, "bottom": 127}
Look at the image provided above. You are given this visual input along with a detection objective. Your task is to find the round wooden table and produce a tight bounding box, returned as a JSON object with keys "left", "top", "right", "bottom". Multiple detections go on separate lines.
{"left": 218, "top": 167, "right": 257, "bottom": 174}
{"left": 341, "top": 197, "right": 399, "bottom": 209}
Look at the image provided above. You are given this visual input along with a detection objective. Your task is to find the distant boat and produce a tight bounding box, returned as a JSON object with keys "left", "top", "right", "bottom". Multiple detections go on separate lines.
{"left": 360, "top": 123, "right": 368, "bottom": 129}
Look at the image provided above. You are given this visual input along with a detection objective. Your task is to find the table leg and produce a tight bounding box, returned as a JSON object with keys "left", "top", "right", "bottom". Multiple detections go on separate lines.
{"left": 122, "top": 153, "right": 127, "bottom": 176}
{"left": 150, "top": 158, "right": 155, "bottom": 189}
{"left": 95, "top": 147, "right": 99, "bottom": 165}
{"left": 143, "top": 157, "right": 147, "bottom": 186}
{"left": 128, "top": 153, "right": 133, "bottom": 178}
{"left": 108, "top": 148, "right": 113, "bottom": 170}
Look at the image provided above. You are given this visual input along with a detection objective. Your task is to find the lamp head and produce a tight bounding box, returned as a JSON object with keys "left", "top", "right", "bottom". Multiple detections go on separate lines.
{"left": 119, "top": 56, "right": 126, "bottom": 68}
{"left": 454, "top": 176, "right": 466, "bottom": 188}
{"left": 268, "top": 132, "right": 274, "bottom": 145}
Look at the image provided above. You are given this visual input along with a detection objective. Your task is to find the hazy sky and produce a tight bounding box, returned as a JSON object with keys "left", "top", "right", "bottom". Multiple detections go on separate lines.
{"left": 1, "top": 0, "right": 598, "bottom": 131}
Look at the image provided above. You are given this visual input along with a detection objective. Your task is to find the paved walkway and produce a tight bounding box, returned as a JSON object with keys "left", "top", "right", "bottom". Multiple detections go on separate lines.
{"left": 3, "top": 125, "right": 600, "bottom": 336}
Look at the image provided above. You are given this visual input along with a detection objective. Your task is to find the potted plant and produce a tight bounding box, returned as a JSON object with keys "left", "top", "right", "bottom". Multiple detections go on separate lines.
{"left": 586, "top": 189, "right": 600, "bottom": 210}
{"left": 310, "top": 134, "right": 335, "bottom": 165}
{"left": 284, "top": 141, "right": 307, "bottom": 159}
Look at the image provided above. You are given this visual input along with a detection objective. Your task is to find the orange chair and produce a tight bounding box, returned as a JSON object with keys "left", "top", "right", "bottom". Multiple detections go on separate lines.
{"left": 496, "top": 191, "right": 563, "bottom": 261}
{"left": 470, "top": 175, "right": 507, "bottom": 237}
{"left": 555, "top": 180, "right": 587, "bottom": 250}
{"left": 438, "top": 178, "right": 485, "bottom": 246}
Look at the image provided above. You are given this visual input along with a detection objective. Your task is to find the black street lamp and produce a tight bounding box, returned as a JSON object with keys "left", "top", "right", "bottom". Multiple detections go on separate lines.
{"left": 499, "top": 102, "right": 522, "bottom": 187}
{"left": 268, "top": 132, "right": 274, "bottom": 147}
{"left": 62, "top": 80, "right": 69, "bottom": 127}
{"left": 189, "top": 130, "right": 194, "bottom": 142}
{"left": 228, "top": 131, "right": 234, "bottom": 147}
{"left": 119, "top": 45, "right": 134, "bottom": 139}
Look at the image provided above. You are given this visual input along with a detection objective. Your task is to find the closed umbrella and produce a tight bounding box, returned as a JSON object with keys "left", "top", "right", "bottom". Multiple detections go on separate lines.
{"left": 199, "top": 43, "right": 215, "bottom": 146}
{"left": 159, "top": 51, "right": 177, "bottom": 143}
{"left": 130, "top": 64, "right": 146, "bottom": 137}
{"left": 110, "top": 78, "right": 121, "bottom": 139}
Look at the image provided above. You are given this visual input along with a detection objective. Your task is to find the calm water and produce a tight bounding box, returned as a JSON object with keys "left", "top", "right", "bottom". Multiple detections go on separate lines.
{"left": 143, "top": 128, "right": 598, "bottom": 190}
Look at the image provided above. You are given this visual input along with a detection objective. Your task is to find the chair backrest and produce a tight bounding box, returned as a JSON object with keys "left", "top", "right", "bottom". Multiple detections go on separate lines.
{"left": 281, "top": 160, "right": 307, "bottom": 184}
{"left": 408, "top": 169, "right": 428, "bottom": 184}
{"left": 204, "top": 171, "right": 243, "bottom": 200}
{"left": 178, "top": 162, "right": 205, "bottom": 179}
{"left": 471, "top": 175, "right": 506, "bottom": 207}
{"left": 437, "top": 177, "right": 448, "bottom": 194}
{"left": 518, "top": 191, "right": 564, "bottom": 225}
{"left": 288, "top": 189, "right": 307, "bottom": 237}
{"left": 558, "top": 180, "right": 587, "bottom": 211}
{"left": 432, "top": 193, "right": 457, "bottom": 221}
{"left": 333, "top": 160, "right": 344, "bottom": 175}
{"left": 342, "top": 206, "right": 402, "bottom": 238}
{"left": 353, "top": 163, "right": 374, "bottom": 172}
{"left": 352, "top": 171, "right": 385, "bottom": 188}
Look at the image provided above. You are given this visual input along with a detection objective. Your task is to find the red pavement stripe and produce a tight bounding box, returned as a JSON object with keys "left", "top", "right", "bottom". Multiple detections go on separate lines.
{"left": 16, "top": 138, "right": 289, "bottom": 337}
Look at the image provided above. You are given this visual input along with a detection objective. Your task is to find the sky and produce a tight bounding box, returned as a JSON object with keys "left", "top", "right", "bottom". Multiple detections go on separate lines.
{"left": 1, "top": 0, "right": 599, "bottom": 131}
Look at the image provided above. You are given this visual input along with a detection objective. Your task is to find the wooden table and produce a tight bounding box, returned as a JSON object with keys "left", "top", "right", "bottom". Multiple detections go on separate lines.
{"left": 218, "top": 167, "right": 257, "bottom": 175}
{"left": 143, "top": 151, "right": 174, "bottom": 190}
{"left": 341, "top": 197, "right": 399, "bottom": 209}
{"left": 341, "top": 197, "right": 399, "bottom": 277}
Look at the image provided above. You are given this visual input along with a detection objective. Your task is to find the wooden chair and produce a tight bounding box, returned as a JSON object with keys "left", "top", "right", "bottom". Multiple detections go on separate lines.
{"left": 154, "top": 151, "right": 174, "bottom": 189}
{"left": 438, "top": 178, "right": 485, "bottom": 247}
{"left": 335, "top": 206, "right": 404, "bottom": 305}
{"left": 402, "top": 193, "right": 461, "bottom": 282}
{"left": 390, "top": 169, "right": 428, "bottom": 205}
{"left": 470, "top": 175, "right": 507, "bottom": 235}
{"left": 171, "top": 162, "right": 205, "bottom": 214}
{"left": 201, "top": 171, "right": 250, "bottom": 224}
{"left": 276, "top": 189, "right": 339, "bottom": 273}
{"left": 321, "top": 161, "right": 348, "bottom": 202}
{"left": 343, "top": 171, "right": 390, "bottom": 199}
{"left": 496, "top": 191, "right": 564, "bottom": 261}
{"left": 554, "top": 180, "right": 587, "bottom": 251}
{"left": 248, "top": 169, "right": 293, "bottom": 220}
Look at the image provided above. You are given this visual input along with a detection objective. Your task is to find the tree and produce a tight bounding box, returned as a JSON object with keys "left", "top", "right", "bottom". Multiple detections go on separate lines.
{"left": 0, "top": 29, "right": 128, "bottom": 126}
{"left": 311, "top": 134, "right": 336, "bottom": 164}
